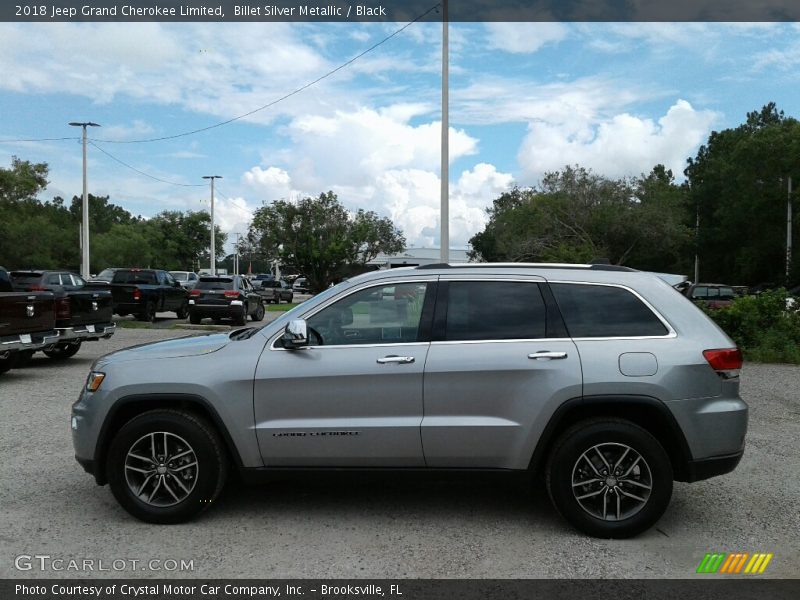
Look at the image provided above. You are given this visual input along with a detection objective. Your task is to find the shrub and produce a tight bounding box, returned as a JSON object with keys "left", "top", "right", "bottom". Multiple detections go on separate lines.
{"left": 702, "top": 289, "right": 800, "bottom": 364}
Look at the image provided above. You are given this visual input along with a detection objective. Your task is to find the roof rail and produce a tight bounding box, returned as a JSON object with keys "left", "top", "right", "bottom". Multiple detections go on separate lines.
{"left": 416, "top": 262, "right": 636, "bottom": 272}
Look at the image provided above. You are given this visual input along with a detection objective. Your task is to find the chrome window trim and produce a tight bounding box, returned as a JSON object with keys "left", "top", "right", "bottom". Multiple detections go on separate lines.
{"left": 547, "top": 280, "right": 677, "bottom": 339}
{"left": 431, "top": 337, "right": 571, "bottom": 346}
{"left": 269, "top": 278, "right": 436, "bottom": 351}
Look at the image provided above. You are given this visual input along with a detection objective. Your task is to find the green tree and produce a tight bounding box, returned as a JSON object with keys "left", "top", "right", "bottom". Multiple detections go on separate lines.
{"left": 685, "top": 103, "right": 800, "bottom": 286}
{"left": 469, "top": 165, "right": 691, "bottom": 272}
{"left": 248, "top": 192, "right": 405, "bottom": 293}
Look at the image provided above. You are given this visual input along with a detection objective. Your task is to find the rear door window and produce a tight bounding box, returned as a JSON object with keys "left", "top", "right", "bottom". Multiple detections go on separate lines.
{"left": 550, "top": 283, "right": 668, "bottom": 338}
{"left": 443, "top": 281, "right": 546, "bottom": 341}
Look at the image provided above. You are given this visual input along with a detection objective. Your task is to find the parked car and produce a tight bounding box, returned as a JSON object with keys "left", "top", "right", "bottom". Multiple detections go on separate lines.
{"left": 73, "top": 263, "right": 747, "bottom": 537}
{"left": 256, "top": 279, "right": 294, "bottom": 304}
{"left": 683, "top": 283, "right": 736, "bottom": 309}
{"left": 9, "top": 270, "right": 115, "bottom": 360}
{"left": 108, "top": 269, "right": 189, "bottom": 322}
{"left": 0, "top": 267, "right": 59, "bottom": 375}
{"left": 89, "top": 268, "right": 122, "bottom": 284}
{"left": 188, "top": 275, "right": 265, "bottom": 325}
{"left": 292, "top": 277, "right": 309, "bottom": 294}
{"left": 169, "top": 271, "right": 200, "bottom": 290}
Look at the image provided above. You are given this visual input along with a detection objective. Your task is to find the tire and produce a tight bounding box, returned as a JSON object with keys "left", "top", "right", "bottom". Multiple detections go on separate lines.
{"left": 106, "top": 409, "right": 228, "bottom": 524}
{"left": 13, "top": 350, "right": 35, "bottom": 367}
{"left": 234, "top": 305, "right": 247, "bottom": 326}
{"left": 43, "top": 342, "right": 82, "bottom": 359}
{"left": 0, "top": 353, "right": 17, "bottom": 375}
{"left": 175, "top": 302, "right": 189, "bottom": 320}
{"left": 251, "top": 302, "right": 265, "bottom": 322}
{"left": 138, "top": 301, "right": 156, "bottom": 323}
{"left": 545, "top": 418, "right": 673, "bottom": 539}
{"left": 189, "top": 312, "right": 201, "bottom": 325}
{"left": 287, "top": 294, "right": 293, "bottom": 303}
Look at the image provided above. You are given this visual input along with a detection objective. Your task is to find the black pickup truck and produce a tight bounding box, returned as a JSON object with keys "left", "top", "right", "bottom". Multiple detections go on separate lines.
{"left": 107, "top": 269, "right": 189, "bottom": 322}
{"left": 0, "top": 267, "right": 59, "bottom": 375}
{"left": 10, "top": 270, "right": 115, "bottom": 360}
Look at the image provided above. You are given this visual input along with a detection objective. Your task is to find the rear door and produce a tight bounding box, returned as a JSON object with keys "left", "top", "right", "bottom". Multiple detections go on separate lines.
{"left": 421, "top": 276, "right": 582, "bottom": 469}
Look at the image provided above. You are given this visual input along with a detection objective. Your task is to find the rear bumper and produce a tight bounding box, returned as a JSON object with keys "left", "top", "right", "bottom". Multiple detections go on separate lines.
{"left": 0, "top": 329, "right": 60, "bottom": 352}
{"left": 189, "top": 302, "right": 243, "bottom": 317}
{"left": 683, "top": 450, "right": 744, "bottom": 482}
{"left": 58, "top": 322, "right": 116, "bottom": 342}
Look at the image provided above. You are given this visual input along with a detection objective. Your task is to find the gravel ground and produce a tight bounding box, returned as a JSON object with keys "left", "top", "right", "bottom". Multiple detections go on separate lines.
{"left": 1, "top": 328, "right": 798, "bottom": 579}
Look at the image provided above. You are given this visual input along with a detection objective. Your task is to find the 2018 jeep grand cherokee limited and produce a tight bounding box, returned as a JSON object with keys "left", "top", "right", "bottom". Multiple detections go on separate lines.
{"left": 71, "top": 263, "right": 747, "bottom": 538}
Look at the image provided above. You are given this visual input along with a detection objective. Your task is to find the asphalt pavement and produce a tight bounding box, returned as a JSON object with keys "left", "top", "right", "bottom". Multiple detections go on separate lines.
{"left": 0, "top": 328, "right": 798, "bottom": 579}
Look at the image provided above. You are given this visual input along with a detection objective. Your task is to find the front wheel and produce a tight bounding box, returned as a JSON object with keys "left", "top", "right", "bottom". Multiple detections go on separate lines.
{"left": 43, "top": 342, "right": 82, "bottom": 359}
{"left": 545, "top": 418, "right": 673, "bottom": 539}
{"left": 175, "top": 302, "right": 189, "bottom": 320}
{"left": 106, "top": 409, "right": 228, "bottom": 524}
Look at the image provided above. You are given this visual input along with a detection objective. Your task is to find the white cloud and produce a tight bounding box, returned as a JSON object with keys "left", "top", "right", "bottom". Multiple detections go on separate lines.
{"left": 517, "top": 99, "right": 717, "bottom": 181}
{"left": 241, "top": 166, "right": 297, "bottom": 203}
{"left": 485, "top": 23, "right": 569, "bottom": 54}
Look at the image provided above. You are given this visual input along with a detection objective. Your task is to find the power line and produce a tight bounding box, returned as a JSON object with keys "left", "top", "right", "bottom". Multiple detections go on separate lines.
{"left": 214, "top": 186, "right": 255, "bottom": 219}
{"left": 88, "top": 141, "right": 206, "bottom": 188}
{"left": 92, "top": 4, "right": 441, "bottom": 145}
{"left": 0, "top": 136, "right": 80, "bottom": 143}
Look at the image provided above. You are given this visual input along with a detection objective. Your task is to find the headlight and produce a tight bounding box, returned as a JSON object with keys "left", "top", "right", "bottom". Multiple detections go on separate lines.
{"left": 86, "top": 372, "right": 106, "bottom": 392}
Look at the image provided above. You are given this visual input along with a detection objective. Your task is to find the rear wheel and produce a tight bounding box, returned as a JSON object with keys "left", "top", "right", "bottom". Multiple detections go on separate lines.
{"left": 106, "top": 409, "right": 228, "bottom": 524}
{"left": 188, "top": 312, "right": 201, "bottom": 325}
{"left": 545, "top": 418, "right": 673, "bottom": 538}
{"left": 251, "top": 302, "right": 265, "bottom": 321}
{"left": 43, "top": 342, "right": 82, "bottom": 359}
{"left": 138, "top": 302, "right": 156, "bottom": 323}
{"left": 0, "top": 352, "right": 17, "bottom": 375}
{"left": 234, "top": 305, "right": 247, "bottom": 326}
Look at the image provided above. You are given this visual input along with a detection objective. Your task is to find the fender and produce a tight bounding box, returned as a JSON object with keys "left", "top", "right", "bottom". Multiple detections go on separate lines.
{"left": 528, "top": 394, "right": 694, "bottom": 480}
{"left": 92, "top": 393, "right": 244, "bottom": 485}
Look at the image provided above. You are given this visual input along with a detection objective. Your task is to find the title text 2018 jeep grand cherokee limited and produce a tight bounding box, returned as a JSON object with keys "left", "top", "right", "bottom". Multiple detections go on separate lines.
{"left": 71, "top": 264, "right": 747, "bottom": 538}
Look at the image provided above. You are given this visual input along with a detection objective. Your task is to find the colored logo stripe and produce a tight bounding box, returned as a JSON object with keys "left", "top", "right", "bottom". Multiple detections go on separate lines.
{"left": 697, "top": 552, "right": 773, "bottom": 574}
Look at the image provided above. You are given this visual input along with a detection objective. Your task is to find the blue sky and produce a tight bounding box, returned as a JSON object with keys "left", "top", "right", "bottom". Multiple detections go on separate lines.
{"left": 1, "top": 21, "right": 800, "bottom": 252}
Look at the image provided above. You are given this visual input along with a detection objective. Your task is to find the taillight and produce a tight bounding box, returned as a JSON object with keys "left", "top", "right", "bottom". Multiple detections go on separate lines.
{"left": 703, "top": 348, "right": 743, "bottom": 374}
{"left": 223, "top": 290, "right": 239, "bottom": 298}
{"left": 29, "top": 285, "right": 47, "bottom": 291}
{"left": 190, "top": 289, "right": 202, "bottom": 296}
{"left": 132, "top": 288, "right": 141, "bottom": 301}
{"left": 55, "top": 296, "right": 71, "bottom": 320}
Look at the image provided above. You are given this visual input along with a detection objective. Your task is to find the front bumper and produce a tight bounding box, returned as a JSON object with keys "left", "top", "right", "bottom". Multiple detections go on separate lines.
{"left": 57, "top": 322, "right": 116, "bottom": 342}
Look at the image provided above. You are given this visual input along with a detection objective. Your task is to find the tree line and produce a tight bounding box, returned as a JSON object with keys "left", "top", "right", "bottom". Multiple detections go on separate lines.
{"left": 470, "top": 103, "right": 800, "bottom": 287}
{"left": 0, "top": 157, "right": 226, "bottom": 274}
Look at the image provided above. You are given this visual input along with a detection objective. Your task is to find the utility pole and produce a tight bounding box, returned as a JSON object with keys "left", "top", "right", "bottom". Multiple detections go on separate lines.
{"left": 202, "top": 175, "right": 222, "bottom": 275}
{"left": 440, "top": 0, "right": 449, "bottom": 263}
{"left": 69, "top": 121, "right": 100, "bottom": 279}
{"left": 788, "top": 176, "right": 793, "bottom": 282}
{"left": 233, "top": 232, "right": 242, "bottom": 275}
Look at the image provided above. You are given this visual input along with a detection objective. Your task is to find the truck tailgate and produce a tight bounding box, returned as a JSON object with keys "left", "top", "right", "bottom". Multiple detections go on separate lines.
{"left": 0, "top": 292, "right": 56, "bottom": 335}
{"left": 67, "top": 290, "right": 114, "bottom": 326}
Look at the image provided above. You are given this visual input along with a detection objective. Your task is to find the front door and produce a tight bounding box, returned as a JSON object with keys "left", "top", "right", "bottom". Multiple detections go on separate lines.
{"left": 253, "top": 279, "right": 436, "bottom": 467}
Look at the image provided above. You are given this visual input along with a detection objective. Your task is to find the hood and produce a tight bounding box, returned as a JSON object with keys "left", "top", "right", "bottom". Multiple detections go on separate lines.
{"left": 95, "top": 332, "right": 231, "bottom": 366}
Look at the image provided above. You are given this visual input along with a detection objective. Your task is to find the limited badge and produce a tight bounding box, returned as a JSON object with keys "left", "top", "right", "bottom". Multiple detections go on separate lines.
{"left": 26, "top": 304, "right": 35, "bottom": 317}
{"left": 92, "top": 301, "right": 98, "bottom": 311}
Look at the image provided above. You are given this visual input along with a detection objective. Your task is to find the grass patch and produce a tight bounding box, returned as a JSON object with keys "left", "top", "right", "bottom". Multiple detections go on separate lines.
{"left": 267, "top": 302, "right": 299, "bottom": 312}
{"left": 115, "top": 320, "right": 156, "bottom": 329}
{"left": 170, "top": 324, "right": 226, "bottom": 331}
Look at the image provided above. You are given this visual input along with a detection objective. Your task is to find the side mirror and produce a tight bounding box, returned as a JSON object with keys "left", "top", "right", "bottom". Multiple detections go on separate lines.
{"left": 282, "top": 319, "right": 309, "bottom": 349}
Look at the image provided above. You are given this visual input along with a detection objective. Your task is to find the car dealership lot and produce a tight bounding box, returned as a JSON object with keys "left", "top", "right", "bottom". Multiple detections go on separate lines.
{"left": 1, "top": 328, "right": 798, "bottom": 579}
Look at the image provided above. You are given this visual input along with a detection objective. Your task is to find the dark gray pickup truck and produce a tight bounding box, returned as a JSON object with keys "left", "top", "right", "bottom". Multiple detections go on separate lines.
{"left": 107, "top": 269, "right": 189, "bottom": 322}
{"left": 0, "top": 267, "right": 59, "bottom": 375}
{"left": 10, "top": 270, "right": 115, "bottom": 360}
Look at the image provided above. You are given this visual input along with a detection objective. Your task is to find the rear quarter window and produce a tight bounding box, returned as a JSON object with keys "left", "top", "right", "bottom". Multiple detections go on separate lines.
{"left": 550, "top": 283, "right": 668, "bottom": 338}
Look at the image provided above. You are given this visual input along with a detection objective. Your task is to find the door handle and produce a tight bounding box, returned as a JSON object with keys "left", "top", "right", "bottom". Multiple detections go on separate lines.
{"left": 377, "top": 355, "right": 415, "bottom": 364}
{"left": 528, "top": 351, "right": 568, "bottom": 360}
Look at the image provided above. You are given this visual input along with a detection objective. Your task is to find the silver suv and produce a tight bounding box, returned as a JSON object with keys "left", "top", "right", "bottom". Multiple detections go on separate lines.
{"left": 71, "top": 263, "right": 747, "bottom": 538}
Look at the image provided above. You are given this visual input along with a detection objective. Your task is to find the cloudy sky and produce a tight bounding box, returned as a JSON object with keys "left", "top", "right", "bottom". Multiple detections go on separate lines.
{"left": 1, "top": 21, "right": 800, "bottom": 252}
